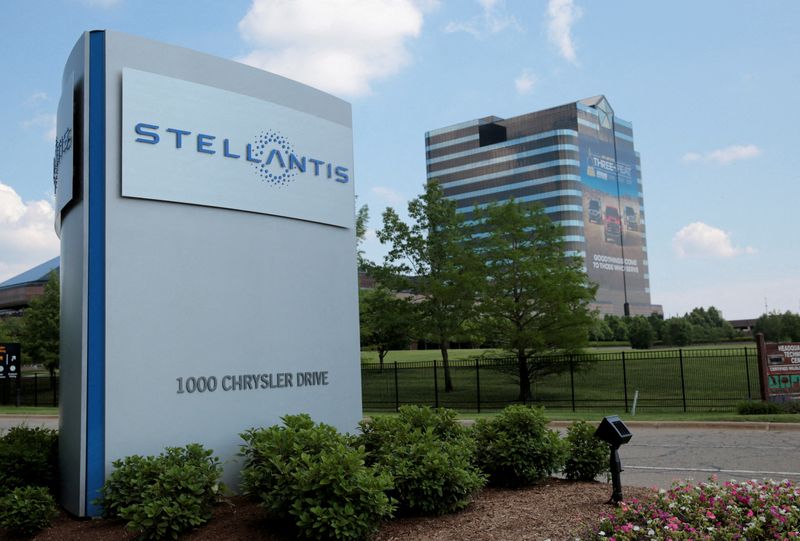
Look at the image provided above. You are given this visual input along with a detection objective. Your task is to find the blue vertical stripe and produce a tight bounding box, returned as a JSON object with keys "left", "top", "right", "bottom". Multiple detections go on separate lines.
{"left": 86, "top": 30, "right": 105, "bottom": 517}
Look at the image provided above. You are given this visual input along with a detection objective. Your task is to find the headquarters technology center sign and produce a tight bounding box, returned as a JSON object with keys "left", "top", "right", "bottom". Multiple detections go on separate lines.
{"left": 55, "top": 31, "right": 361, "bottom": 517}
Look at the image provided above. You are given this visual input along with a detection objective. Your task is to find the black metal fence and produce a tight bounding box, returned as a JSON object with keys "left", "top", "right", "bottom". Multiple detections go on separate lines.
{"left": 362, "top": 348, "right": 761, "bottom": 412}
{"left": 0, "top": 374, "right": 59, "bottom": 407}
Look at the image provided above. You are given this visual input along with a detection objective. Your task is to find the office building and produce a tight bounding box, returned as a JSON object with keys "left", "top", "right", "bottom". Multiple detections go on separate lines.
{"left": 425, "top": 96, "right": 661, "bottom": 316}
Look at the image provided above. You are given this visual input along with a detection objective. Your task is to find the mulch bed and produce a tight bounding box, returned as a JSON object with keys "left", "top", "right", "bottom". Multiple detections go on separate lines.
{"left": 17, "top": 480, "right": 654, "bottom": 541}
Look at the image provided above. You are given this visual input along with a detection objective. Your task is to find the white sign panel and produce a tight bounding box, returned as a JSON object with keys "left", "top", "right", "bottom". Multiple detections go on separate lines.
{"left": 122, "top": 68, "right": 354, "bottom": 228}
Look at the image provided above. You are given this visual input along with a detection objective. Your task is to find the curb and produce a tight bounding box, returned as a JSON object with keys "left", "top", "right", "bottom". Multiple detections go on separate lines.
{"left": 545, "top": 420, "right": 800, "bottom": 432}
{"left": 454, "top": 419, "right": 800, "bottom": 432}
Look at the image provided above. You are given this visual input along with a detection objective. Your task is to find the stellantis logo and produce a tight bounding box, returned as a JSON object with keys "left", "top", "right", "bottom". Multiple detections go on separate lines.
{"left": 53, "top": 127, "right": 73, "bottom": 193}
{"left": 133, "top": 123, "right": 349, "bottom": 187}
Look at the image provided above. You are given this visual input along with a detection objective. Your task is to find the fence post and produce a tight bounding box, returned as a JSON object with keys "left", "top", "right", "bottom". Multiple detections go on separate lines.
{"left": 569, "top": 354, "right": 576, "bottom": 412}
{"left": 621, "top": 351, "right": 629, "bottom": 413}
{"left": 394, "top": 362, "right": 400, "bottom": 412}
{"left": 744, "top": 347, "right": 752, "bottom": 400}
{"left": 475, "top": 359, "right": 481, "bottom": 414}
{"left": 679, "top": 349, "right": 687, "bottom": 412}
{"left": 34, "top": 374, "right": 38, "bottom": 407}
{"left": 433, "top": 359, "right": 439, "bottom": 408}
{"left": 52, "top": 374, "right": 57, "bottom": 407}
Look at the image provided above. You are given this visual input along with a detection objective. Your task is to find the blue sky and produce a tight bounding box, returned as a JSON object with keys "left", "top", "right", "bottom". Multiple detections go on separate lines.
{"left": 0, "top": 0, "right": 798, "bottom": 319}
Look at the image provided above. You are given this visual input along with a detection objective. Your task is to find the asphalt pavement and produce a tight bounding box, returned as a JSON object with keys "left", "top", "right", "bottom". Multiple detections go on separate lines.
{"left": 616, "top": 425, "right": 800, "bottom": 488}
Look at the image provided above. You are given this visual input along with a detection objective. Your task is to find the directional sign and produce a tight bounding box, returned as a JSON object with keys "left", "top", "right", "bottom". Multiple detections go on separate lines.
{"left": 0, "top": 343, "right": 21, "bottom": 380}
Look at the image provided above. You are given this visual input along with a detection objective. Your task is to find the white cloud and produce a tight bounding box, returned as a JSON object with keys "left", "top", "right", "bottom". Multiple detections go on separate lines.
{"left": 682, "top": 144, "right": 762, "bottom": 165}
{"left": 21, "top": 113, "right": 56, "bottom": 142}
{"left": 237, "top": 0, "right": 430, "bottom": 97}
{"left": 444, "top": 0, "right": 519, "bottom": 37}
{"left": 514, "top": 69, "right": 536, "bottom": 95}
{"left": 0, "top": 182, "right": 59, "bottom": 283}
{"left": 372, "top": 186, "right": 407, "bottom": 206}
{"left": 707, "top": 144, "right": 761, "bottom": 164}
{"left": 672, "top": 222, "right": 756, "bottom": 259}
{"left": 546, "top": 0, "right": 582, "bottom": 64}
{"left": 24, "top": 92, "right": 49, "bottom": 107}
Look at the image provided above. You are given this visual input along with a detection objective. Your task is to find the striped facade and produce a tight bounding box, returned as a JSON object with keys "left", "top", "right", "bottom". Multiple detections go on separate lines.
{"left": 425, "top": 96, "right": 661, "bottom": 317}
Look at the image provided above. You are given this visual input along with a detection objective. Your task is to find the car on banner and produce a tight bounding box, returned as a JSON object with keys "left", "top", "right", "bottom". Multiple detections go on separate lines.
{"left": 588, "top": 198, "right": 602, "bottom": 224}
{"left": 604, "top": 206, "right": 621, "bottom": 244}
{"left": 624, "top": 206, "right": 638, "bottom": 231}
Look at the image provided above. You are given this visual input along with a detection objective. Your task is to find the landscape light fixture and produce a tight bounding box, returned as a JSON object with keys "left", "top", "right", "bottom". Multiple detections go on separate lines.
{"left": 594, "top": 415, "right": 633, "bottom": 504}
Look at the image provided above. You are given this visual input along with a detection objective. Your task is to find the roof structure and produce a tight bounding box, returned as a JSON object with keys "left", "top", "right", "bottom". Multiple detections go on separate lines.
{"left": 0, "top": 257, "right": 60, "bottom": 290}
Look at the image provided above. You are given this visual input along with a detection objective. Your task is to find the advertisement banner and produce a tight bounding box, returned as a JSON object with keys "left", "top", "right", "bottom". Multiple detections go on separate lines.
{"left": 578, "top": 124, "right": 648, "bottom": 310}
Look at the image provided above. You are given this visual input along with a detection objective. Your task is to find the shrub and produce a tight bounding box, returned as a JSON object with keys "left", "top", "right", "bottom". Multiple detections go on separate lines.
{"left": 627, "top": 316, "right": 654, "bottom": 349}
{"left": 592, "top": 477, "right": 800, "bottom": 540}
{"left": 0, "top": 485, "right": 58, "bottom": 536}
{"left": 98, "top": 443, "right": 222, "bottom": 541}
{"left": 563, "top": 421, "right": 609, "bottom": 481}
{"left": 472, "top": 405, "right": 565, "bottom": 487}
{"left": 0, "top": 425, "right": 58, "bottom": 492}
{"left": 240, "top": 414, "right": 394, "bottom": 540}
{"left": 358, "top": 406, "right": 485, "bottom": 516}
{"left": 736, "top": 400, "right": 782, "bottom": 415}
{"left": 737, "top": 400, "right": 800, "bottom": 415}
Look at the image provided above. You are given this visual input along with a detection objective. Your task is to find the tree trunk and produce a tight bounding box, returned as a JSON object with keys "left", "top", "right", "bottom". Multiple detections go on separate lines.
{"left": 517, "top": 351, "right": 531, "bottom": 402}
{"left": 379, "top": 349, "right": 386, "bottom": 373}
{"left": 440, "top": 342, "right": 454, "bottom": 392}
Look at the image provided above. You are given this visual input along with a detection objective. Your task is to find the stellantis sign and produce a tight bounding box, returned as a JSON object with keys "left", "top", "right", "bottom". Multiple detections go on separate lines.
{"left": 122, "top": 68, "right": 353, "bottom": 227}
{"left": 56, "top": 32, "right": 360, "bottom": 518}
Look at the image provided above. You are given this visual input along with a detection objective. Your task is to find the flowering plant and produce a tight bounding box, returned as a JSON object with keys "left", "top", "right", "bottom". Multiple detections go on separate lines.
{"left": 592, "top": 477, "right": 800, "bottom": 540}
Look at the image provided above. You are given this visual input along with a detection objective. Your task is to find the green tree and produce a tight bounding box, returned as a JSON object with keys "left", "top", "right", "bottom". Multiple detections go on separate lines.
{"left": 647, "top": 312, "right": 664, "bottom": 341}
{"left": 0, "top": 316, "right": 24, "bottom": 343}
{"left": 605, "top": 315, "right": 629, "bottom": 341}
{"left": 472, "top": 201, "right": 596, "bottom": 401}
{"left": 355, "top": 203, "right": 370, "bottom": 271}
{"left": 21, "top": 271, "right": 60, "bottom": 376}
{"left": 663, "top": 317, "right": 692, "bottom": 347}
{"left": 685, "top": 306, "right": 735, "bottom": 342}
{"left": 755, "top": 311, "right": 800, "bottom": 342}
{"left": 627, "top": 316, "right": 654, "bottom": 349}
{"left": 376, "top": 182, "right": 479, "bottom": 392}
{"left": 588, "top": 317, "right": 613, "bottom": 342}
{"left": 359, "top": 287, "right": 416, "bottom": 370}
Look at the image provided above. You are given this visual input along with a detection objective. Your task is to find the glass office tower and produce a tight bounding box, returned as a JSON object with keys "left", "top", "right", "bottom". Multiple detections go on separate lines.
{"left": 425, "top": 96, "right": 662, "bottom": 317}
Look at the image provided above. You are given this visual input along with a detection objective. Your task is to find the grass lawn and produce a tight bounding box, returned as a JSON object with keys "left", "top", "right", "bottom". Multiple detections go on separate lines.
{"left": 363, "top": 347, "right": 761, "bottom": 412}
{"left": 0, "top": 406, "right": 57, "bottom": 415}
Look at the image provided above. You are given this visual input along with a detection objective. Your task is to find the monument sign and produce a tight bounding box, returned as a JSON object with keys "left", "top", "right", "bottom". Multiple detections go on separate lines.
{"left": 55, "top": 31, "right": 360, "bottom": 517}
